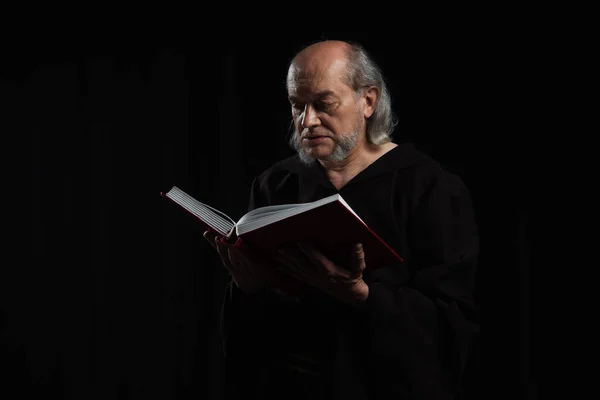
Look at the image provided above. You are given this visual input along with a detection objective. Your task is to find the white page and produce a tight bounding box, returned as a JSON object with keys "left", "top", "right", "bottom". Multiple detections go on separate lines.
{"left": 166, "top": 186, "right": 235, "bottom": 236}
{"left": 235, "top": 193, "right": 345, "bottom": 236}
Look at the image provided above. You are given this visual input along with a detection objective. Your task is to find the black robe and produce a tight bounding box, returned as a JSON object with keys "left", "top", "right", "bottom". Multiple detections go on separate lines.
{"left": 220, "top": 142, "right": 480, "bottom": 400}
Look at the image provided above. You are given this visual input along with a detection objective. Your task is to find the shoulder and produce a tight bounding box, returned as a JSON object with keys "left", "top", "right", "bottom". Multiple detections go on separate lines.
{"left": 248, "top": 155, "right": 314, "bottom": 207}
{"left": 392, "top": 143, "right": 471, "bottom": 198}
{"left": 253, "top": 155, "right": 304, "bottom": 187}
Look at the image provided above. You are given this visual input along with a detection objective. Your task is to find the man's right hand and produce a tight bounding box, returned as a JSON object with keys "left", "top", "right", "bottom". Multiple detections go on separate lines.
{"left": 203, "top": 229, "right": 267, "bottom": 294}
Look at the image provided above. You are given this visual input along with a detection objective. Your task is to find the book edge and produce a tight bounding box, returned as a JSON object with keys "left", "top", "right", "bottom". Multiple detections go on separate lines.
{"left": 161, "top": 186, "right": 235, "bottom": 237}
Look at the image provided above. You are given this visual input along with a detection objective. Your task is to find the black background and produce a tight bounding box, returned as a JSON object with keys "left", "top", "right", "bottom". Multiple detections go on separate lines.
{"left": 2, "top": 29, "right": 533, "bottom": 399}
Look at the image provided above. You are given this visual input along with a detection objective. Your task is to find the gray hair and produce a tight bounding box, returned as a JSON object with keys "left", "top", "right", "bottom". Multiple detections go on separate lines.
{"left": 343, "top": 41, "right": 398, "bottom": 145}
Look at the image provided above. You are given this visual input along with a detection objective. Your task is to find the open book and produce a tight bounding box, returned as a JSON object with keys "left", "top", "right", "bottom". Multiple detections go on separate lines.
{"left": 160, "top": 185, "right": 403, "bottom": 271}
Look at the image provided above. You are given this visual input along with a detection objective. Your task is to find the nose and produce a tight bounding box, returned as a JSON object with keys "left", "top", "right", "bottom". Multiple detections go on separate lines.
{"left": 300, "top": 104, "right": 320, "bottom": 129}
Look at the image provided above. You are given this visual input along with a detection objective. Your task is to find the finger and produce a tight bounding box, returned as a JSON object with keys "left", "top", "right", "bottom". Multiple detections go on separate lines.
{"left": 277, "top": 255, "right": 338, "bottom": 294}
{"left": 285, "top": 254, "right": 335, "bottom": 288}
{"left": 296, "top": 241, "right": 319, "bottom": 260}
{"left": 214, "top": 237, "right": 234, "bottom": 269}
{"left": 296, "top": 242, "right": 333, "bottom": 275}
{"left": 226, "top": 245, "right": 251, "bottom": 270}
{"left": 278, "top": 247, "right": 310, "bottom": 266}
{"left": 276, "top": 253, "right": 345, "bottom": 295}
{"left": 237, "top": 245, "right": 263, "bottom": 266}
{"left": 203, "top": 230, "right": 218, "bottom": 249}
{"left": 279, "top": 244, "right": 305, "bottom": 260}
{"left": 274, "top": 254, "right": 320, "bottom": 286}
{"left": 351, "top": 243, "right": 366, "bottom": 275}
{"left": 274, "top": 252, "right": 306, "bottom": 277}
{"left": 273, "top": 258, "right": 304, "bottom": 281}
{"left": 228, "top": 247, "right": 252, "bottom": 281}
{"left": 220, "top": 244, "right": 254, "bottom": 286}
{"left": 308, "top": 244, "right": 363, "bottom": 283}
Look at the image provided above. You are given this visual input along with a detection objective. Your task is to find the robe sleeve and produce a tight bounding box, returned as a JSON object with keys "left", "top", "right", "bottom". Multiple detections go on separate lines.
{"left": 219, "top": 177, "right": 267, "bottom": 357}
{"left": 219, "top": 176, "right": 303, "bottom": 357}
{"left": 364, "top": 170, "right": 479, "bottom": 396}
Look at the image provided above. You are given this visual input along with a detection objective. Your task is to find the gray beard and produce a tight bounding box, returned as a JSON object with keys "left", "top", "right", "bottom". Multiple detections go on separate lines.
{"left": 289, "top": 128, "right": 360, "bottom": 166}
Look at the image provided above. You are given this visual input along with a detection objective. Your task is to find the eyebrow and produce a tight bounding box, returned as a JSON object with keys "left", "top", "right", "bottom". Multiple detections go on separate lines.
{"left": 288, "top": 90, "right": 335, "bottom": 102}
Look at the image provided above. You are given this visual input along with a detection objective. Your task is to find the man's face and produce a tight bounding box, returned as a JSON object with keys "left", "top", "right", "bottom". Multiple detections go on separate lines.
{"left": 287, "top": 58, "right": 365, "bottom": 165}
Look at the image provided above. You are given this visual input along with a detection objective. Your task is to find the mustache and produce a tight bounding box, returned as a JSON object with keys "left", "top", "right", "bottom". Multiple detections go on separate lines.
{"left": 298, "top": 130, "right": 332, "bottom": 139}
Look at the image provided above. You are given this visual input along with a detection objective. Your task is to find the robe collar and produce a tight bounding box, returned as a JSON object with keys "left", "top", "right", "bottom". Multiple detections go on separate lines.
{"left": 274, "top": 142, "right": 430, "bottom": 190}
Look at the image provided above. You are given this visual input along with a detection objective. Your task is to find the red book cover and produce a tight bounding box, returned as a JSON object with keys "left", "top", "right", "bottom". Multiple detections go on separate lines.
{"left": 161, "top": 186, "right": 403, "bottom": 295}
{"left": 233, "top": 199, "right": 403, "bottom": 271}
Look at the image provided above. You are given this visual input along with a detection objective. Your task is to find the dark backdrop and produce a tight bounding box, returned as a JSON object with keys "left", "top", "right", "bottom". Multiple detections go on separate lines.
{"left": 2, "top": 30, "right": 532, "bottom": 399}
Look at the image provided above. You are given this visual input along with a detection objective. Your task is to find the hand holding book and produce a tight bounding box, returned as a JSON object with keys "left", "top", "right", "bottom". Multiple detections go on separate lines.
{"left": 203, "top": 229, "right": 268, "bottom": 294}
{"left": 275, "top": 242, "right": 370, "bottom": 305}
{"left": 203, "top": 228, "right": 309, "bottom": 296}
{"left": 205, "top": 222, "right": 369, "bottom": 303}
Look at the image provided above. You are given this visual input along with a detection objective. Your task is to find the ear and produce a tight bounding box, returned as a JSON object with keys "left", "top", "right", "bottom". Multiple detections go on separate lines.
{"left": 362, "top": 86, "right": 379, "bottom": 119}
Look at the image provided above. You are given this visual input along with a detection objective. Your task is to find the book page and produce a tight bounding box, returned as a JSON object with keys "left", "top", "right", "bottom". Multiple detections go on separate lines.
{"left": 236, "top": 203, "right": 302, "bottom": 225}
{"left": 235, "top": 193, "right": 363, "bottom": 236}
{"left": 165, "top": 186, "right": 236, "bottom": 237}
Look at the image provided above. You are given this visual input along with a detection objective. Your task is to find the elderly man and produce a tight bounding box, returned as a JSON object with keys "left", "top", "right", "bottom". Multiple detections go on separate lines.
{"left": 205, "top": 39, "right": 479, "bottom": 400}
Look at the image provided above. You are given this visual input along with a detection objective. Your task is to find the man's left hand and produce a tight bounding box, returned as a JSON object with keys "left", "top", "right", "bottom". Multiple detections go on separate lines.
{"left": 274, "top": 242, "right": 369, "bottom": 306}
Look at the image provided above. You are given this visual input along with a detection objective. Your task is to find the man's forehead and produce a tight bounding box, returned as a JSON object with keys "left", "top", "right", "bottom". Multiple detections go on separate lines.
{"left": 287, "top": 61, "right": 348, "bottom": 98}
{"left": 289, "top": 57, "right": 346, "bottom": 80}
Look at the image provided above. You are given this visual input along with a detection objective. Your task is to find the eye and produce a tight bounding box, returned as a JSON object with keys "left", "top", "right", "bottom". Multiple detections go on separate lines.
{"left": 291, "top": 103, "right": 304, "bottom": 115}
{"left": 317, "top": 102, "right": 334, "bottom": 111}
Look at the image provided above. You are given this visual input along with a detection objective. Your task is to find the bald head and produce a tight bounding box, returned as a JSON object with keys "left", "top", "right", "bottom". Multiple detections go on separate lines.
{"left": 287, "top": 40, "right": 352, "bottom": 91}
{"left": 293, "top": 40, "right": 351, "bottom": 65}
